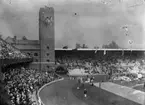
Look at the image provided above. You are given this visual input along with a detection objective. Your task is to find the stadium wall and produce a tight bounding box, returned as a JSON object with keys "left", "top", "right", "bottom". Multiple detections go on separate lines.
{"left": 92, "top": 74, "right": 109, "bottom": 82}
{"left": 69, "top": 74, "right": 109, "bottom": 82}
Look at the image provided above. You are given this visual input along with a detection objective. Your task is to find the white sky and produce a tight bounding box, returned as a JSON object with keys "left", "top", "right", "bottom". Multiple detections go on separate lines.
{"left": 0, "top": 0, "right": 145, "bottom": 48}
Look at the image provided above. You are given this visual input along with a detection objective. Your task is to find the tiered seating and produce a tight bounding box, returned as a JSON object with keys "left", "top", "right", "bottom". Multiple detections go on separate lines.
{"left": 0, "top": 38, "right": 32, "bottom": 66}
{"left": 0, "top": 38, "right": 34, "bottom": 105}
{"left": 56, "top": 52, "right": 145, "bottom": 82}
{"left": 0, "top": 38, "right": 30, "bottom": 59}
{"left": 3, "top": 67, "right": 60, "bottom": 105}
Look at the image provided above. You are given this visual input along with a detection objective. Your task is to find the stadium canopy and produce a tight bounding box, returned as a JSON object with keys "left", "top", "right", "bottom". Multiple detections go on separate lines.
{"left": 55, "top": 48, "right": 145, "bottom": 51}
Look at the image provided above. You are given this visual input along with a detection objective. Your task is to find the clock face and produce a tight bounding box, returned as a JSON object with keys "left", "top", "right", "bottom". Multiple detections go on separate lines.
{"left": 44, "top": 16, "right": 53, "bottom": 26}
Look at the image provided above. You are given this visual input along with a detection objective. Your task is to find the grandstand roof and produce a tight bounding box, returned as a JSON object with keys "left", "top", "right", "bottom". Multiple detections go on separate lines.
{"left": 5, "top": 36, "right": 39, "bottom": 45}
{"left": 55, "top": 48, "right": 145, "bottom": 51}
{"left": 16, "top": 40, "right": 39, "bottom": 45}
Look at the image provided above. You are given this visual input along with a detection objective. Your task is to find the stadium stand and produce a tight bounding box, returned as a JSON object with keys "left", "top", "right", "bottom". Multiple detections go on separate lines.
{"left": 1, "top": 36, "right": 145, "bottom": 105}
{"left": 56, "top": 49, "right": 145, "bottom": 83}
{"left": 0, "top": 38, "right": 60, "bottom": 105}
{"left": 0, "top": 38, "right": 33, "bottom": 67}
{"left": 0, "top": 37, "right": 31, "bottom": 59}
{"left": 3, "top": 67, "right": 60, "bottom": 105}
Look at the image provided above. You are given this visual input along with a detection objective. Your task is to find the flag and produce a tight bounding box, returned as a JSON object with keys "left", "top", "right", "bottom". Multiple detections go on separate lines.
{"left": 95, "top": 50, "right": 97, "bottom": 53}
{"left": 104, "top": 50, "right": 106, "bottom": 55}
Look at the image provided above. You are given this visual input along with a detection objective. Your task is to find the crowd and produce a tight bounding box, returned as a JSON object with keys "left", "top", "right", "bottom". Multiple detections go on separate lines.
{"left": 0, "top": 38, "right": 30, "bottom": 59}
{"left": 0, "top": 37, "right": 62, "bottom": 105}
{"left": 56, "top": 53, "right": 145, "bottom": 82}
{"left": 3, "top": 67, "right": 60, "bottom": 105}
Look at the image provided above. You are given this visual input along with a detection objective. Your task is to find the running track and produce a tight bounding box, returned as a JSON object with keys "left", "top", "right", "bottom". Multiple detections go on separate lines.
{"left": 39, "top": 78, "right": 87, "bottom": 105}
{"left": 39, "top": 78, "right": 143, "bottom": 105}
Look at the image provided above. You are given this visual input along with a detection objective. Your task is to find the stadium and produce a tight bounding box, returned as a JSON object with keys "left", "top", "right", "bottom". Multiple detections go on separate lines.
{"left": 1, "top": 37, "right": 145, "bottom": 105}
{"left": 0, "top": 3, "right": 145, "bottom": 105}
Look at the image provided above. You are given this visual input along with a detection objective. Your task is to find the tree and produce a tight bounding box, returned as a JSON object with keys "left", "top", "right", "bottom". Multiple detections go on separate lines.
{"left": 108, "top": 41, "right": 119, "bottom": 49}
{"left": 82, "top": 44, "right": 88, "bottom": 48}
{"left": 22, "top": 36, "right": 27, "bottom": 40}
{"left": 102, "top": 41, "right": 120, "bottom": 49}
{"left": 102, "top": 44, "right": 109, "bottom": 48}
{"left": 75, "top": 43, "right": 81, "bottom": 49}
{"left": 63, "top": 46, "right": 68, "bottom": 49}
{"left": 94, "top": 46, "right": 99, "bottom": 49}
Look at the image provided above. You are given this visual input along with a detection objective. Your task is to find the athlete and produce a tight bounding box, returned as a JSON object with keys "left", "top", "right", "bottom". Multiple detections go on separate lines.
{"left": 90, "top": 76, "right": 94, "bottom": 86}
{"left": 84, "top": 89, "right": 87, "bottom": 97}
{"left": 77, "top": 77, "right": 81, "bottom": 89}
{"left": 81, "top": 77, "right": 84, "bottom": 88}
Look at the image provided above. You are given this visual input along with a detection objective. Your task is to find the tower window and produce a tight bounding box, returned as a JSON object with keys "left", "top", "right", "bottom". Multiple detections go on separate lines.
{"left": 46, "top": 53, "right": 49, "bottom": 56}
{"left": 46, "top": 59, "right": 50, "bottom": 62}
{"left": 47, "top": 46, "right": 49, "bottom": 49}
{"left": 34, "top": 53, "right": 38, "bottom": 56}
{"left": 47, "top": 66, "right": 49, "bottom": 68}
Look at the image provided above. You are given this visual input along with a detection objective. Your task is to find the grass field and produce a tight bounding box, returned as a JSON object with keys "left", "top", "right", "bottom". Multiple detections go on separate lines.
{"left": 113, "top": 80, "right": 145, "bottom": 92}
{"left": 133, "top": 85, "right": 145, "bottom": 92}
{"left": 39, "top": 77, "right": 141, "bottom": 105}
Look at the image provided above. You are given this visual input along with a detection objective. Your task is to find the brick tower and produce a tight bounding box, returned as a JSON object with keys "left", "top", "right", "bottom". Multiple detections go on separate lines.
{"left": 39, "top": 6, "right": 55, "bottom": 71}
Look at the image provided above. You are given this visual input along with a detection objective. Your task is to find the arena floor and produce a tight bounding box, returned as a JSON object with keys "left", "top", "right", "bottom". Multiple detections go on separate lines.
{"left": 39, "top": 77, "right": 144, "bottom": 105}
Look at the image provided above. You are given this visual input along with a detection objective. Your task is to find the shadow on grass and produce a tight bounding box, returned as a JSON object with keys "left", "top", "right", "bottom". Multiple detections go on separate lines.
{"left": 114, "top": 80, "right": 144, "bottom": 87}
{"left": 72, "top": 83, "right": 141, "bottom": 105}
{"left": 133, "top": 85, "right": 145, "bottom": 92}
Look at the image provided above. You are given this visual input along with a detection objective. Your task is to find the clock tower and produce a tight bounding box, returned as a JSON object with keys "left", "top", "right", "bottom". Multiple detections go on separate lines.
{"left": 39, "top": 6, "right": 55, "bottom": 71}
